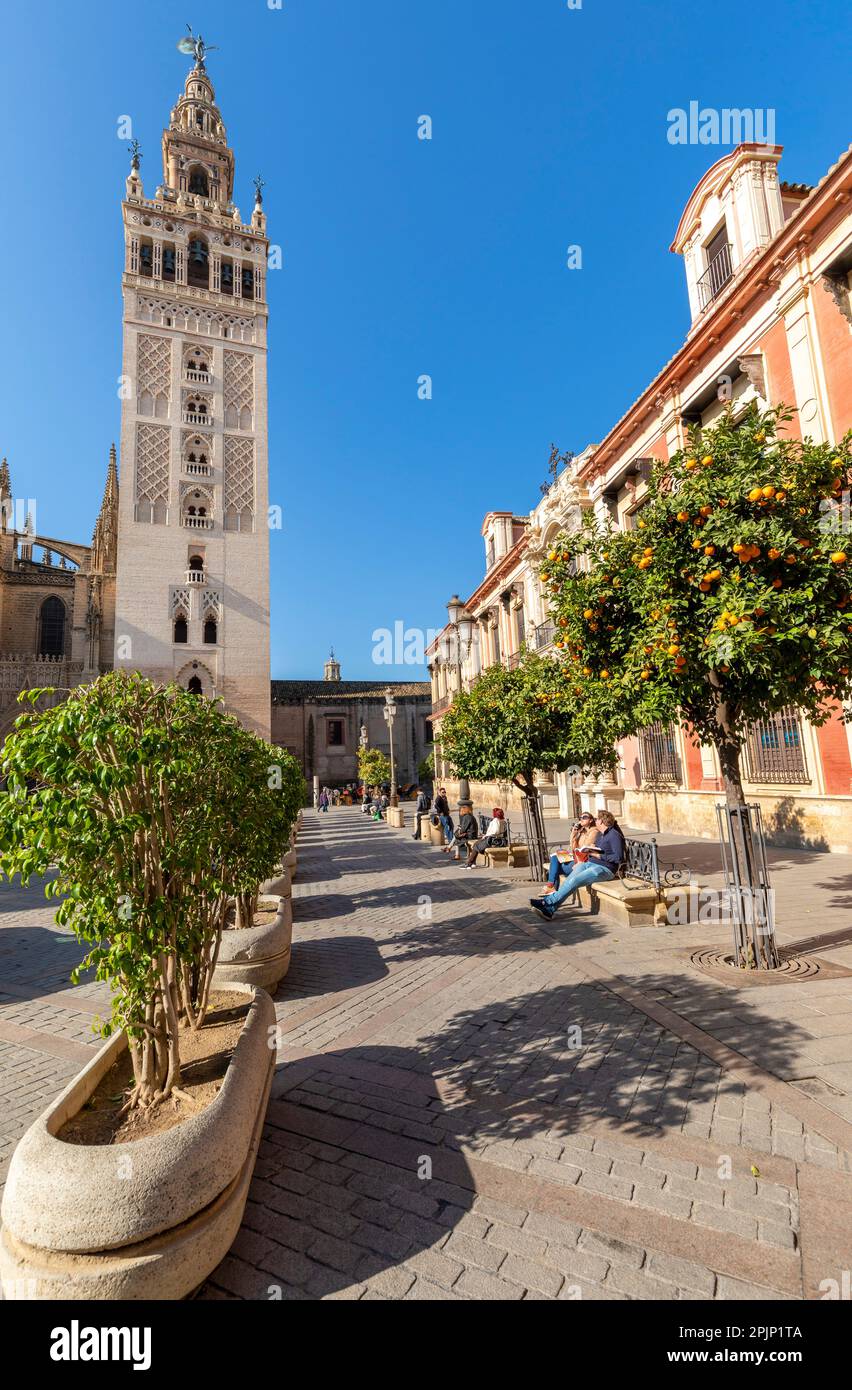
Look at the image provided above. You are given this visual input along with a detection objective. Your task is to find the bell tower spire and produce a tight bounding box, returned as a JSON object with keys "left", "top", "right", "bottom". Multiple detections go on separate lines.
{"left": 114, "top": 34, "right": 272, "bottom": 739}
{"left": 162, "top": 32, "right": 234, "bottom": 210}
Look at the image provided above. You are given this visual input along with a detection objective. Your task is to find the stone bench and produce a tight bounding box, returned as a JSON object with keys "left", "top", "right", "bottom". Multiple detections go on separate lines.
{"left": 579, "top": 877, "right": 706, "bottom": 928}
{"left": 484, "top": 843, "right": 529, "bottom": 869}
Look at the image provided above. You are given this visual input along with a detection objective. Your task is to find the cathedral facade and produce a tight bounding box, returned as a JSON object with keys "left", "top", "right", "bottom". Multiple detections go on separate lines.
{"left": 0, "top": 451, "right": 116, "bottom": 741}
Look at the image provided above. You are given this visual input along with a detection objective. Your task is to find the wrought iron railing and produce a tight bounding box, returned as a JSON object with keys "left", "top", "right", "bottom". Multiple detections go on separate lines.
{"left": 638, "top": 721, "right": 681, "bottom": 784}
{"left": 743, "top": 708, "right": 809, "bottom": 785}
{"left": 532, "top": 620, "right": 555, "bottom": 651}
{"left": 696, "top": 242, "right": 734, "bottom": 310}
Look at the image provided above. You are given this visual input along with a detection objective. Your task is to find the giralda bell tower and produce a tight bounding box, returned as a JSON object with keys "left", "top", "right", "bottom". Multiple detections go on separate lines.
{"left": 114, "top": 32, "right": 271, "bottom": 738}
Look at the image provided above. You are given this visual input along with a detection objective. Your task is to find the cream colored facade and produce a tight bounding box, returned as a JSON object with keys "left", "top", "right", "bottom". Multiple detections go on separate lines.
{"left": 430, "top": 141, "right": 852, "bottom": 851}
{"left": 114, "top": 54, "right": 271, "bottom": 738}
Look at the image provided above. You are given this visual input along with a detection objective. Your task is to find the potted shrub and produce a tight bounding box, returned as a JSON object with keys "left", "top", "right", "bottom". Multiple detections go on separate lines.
{"left": 215, "top": 744, "right": 305, "bottom": 992}
{"left": 0, "top": 672, "right": 298, "bottom": 1299}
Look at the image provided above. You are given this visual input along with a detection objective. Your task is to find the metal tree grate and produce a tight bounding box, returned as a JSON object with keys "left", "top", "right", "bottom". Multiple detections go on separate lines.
{"left": 522, "top": 794, "right": 549, "bottom": 883}
{"left": 715, "top": 801, "right": 779, "bottom": 970}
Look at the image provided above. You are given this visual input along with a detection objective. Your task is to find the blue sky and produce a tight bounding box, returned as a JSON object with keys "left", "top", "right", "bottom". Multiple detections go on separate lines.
{"left": 0, "top": 0, "right": 849, "bottom": 678}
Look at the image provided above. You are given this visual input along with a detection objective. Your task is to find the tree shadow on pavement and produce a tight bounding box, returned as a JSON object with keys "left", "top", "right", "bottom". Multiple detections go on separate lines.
{"left": 199, "top": 1045, "right": 477, "bottom": 1301}
{"left": 418, "top": 972, "right": 813, "bottom": 1151}
{"left": 293, "top": 876, "right": 514, "bottom": 923}
{"left": 276, "top": 935, "right": 388, "bottom": 1002}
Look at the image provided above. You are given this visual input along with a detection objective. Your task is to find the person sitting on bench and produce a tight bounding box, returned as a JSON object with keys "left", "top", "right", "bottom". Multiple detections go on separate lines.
{"left": 530, "top": 811, "right": 625, "bottom": 921}
{"left": 443, "top": 800, "right": 478, "bottom": 860}
{"left": 465, "top": 808, "right": 507, "bottom": 868}
{"left": 545, "top": 812, "right": 598, "bottom": 890}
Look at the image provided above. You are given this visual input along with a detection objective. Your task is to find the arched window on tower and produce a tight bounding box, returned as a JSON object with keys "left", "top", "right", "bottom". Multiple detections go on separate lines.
{"left": 187, "top": 676, "right": 203, "bottom": 695}
{"left": 187, "top": 237, "right": 209, "bottom": 289}
{"left": 203, "top": 617, "right": 217, "bottom": 645}
{"left": 174, "top": 616, "right": 188, "bottom": 644}
{"left": 188, "top": 166, "right": 209, "bottom": 197}
{"left": 162, "top": 245, "right": 176, "bottom": 282}
{"left": 38, "top": 597, "right": 66, "bottom": 656}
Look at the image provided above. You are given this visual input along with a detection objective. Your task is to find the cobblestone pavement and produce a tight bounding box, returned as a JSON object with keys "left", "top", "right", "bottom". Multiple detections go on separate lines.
{"left": 1, "top": 808, "right": 851, "bottom": 1301}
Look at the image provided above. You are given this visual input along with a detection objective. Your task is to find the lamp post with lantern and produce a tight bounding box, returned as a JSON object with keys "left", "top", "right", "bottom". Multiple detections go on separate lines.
{"left": 444, "top": 594, "right": 475, "bottom": 803}
{"left": 358, "top": 722, "right": 369, "bottom": 809}
{"left": 383, "top": 689, "right": 398, "bottom": 810}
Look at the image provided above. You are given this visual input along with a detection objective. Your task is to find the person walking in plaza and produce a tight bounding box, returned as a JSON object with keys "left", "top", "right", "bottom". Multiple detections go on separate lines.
{"left": 319, "top": 787, "right": 329, "bottom": 813}
{"left": 465, "top": 807, "right": 507, "bottom": 868}
{"left": 530, "top": 810, "right": 625, "bottom": 921}
{"left": 433, "top": 787, "right": 453, "bottom": 846}
{"left": 412, "top": 786, "right": 430, "bottom": 839}
{"left": 545, "top": 811, "right": 599, "bottom": 891}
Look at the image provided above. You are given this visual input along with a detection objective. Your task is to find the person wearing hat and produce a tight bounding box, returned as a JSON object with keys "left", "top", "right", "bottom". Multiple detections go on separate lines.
{"left": 443, "top": 799, "right": 478, "bottom": 861}
{"left": 465, "top": 808, "right": 507, "bottom": 868}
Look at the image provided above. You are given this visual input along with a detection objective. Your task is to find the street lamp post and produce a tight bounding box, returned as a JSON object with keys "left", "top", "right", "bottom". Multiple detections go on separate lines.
{"left": 445, "top": 595, "right": 475, "bottom": 803}
{"left": 383, "top": 689, "right": 398, "bottom": 808}
{"left": 359, "top": 722, "right": 369, "bottom": 807}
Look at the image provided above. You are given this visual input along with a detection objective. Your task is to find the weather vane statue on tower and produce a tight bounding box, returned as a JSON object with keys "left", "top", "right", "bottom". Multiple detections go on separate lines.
{"left": 177, "top": 24, "right": 218, "bottom": 68}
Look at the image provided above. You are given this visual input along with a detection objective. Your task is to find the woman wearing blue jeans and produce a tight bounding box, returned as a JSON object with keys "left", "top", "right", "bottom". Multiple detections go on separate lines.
{"left": 530, "top": 811, "right": 626, "bottom": 921}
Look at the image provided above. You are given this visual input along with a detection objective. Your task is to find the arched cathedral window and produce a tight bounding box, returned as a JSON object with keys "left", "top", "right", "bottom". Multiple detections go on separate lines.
{"left": 38, "top": 597, "right": 66, "bottom": 657}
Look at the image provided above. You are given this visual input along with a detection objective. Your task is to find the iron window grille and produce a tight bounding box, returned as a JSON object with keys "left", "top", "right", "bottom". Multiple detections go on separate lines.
{"left": 743, "top": 708, "right": 809, "bottom": 785}
{"left": 639, "top": 721, "right": 681, "bottom": 784}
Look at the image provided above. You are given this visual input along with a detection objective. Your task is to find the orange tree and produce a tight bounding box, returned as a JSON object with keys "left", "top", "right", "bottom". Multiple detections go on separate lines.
{"left": 438, "top": 650, "right": 616, "bottom": 872}
{"left": 542, "top": 404, "right": 852, "bottom": 807}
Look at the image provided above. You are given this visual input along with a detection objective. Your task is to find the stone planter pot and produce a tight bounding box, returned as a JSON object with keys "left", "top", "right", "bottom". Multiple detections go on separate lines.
{"left": 0, "top": 982, "right": 275, "bottom": 1300}
{"left": 260, "top": 866, "right": 292, "bottom": 897}
{"left": 428, "top": 819, "right": 445, "bottom": 846}
{"left": 387, "top": 806, "right": 405, "bottom": 828}
{"left": 214, "top": 894, "right": 292, "bottom": 992}
{"left": 282, "top": 846, "right": 297, "bottom": 879}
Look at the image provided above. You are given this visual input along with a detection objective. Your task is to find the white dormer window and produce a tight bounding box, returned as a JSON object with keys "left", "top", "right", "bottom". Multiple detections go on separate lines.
{"left": 697, "top": 223, "right": 733, "bottom": 310}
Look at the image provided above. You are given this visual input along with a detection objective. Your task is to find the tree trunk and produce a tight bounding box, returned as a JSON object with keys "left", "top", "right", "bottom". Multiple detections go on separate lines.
{"left": 709, "top": 693, "right": 779, "bottom": 970}
{"left": 513, "top": 773, "right": 549, "bottom": 882}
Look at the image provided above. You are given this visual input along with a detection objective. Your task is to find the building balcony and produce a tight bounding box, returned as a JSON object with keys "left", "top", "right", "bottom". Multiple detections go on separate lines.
{"left": 696, "top": 242, "right": 734, "bottom": 311}
{"left": 185, "top": 568, "right": 206, "bottom": 585}
{"left": 532, "top": 620, "right": 555, "bottom": 651}
{"left": 182, "top": 516, "right": 214, "bottom": 531}
{"left": 183, "top": 411, "right": 212, "bottom": 426}
{"left": 183, "top": 461, "right": 212, "bottom": 477}
{"left": 184, "top": 369, "right": 212, "bottom": 385}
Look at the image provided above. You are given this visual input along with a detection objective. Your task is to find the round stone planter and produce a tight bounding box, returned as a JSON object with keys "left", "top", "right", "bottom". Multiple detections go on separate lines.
{"left": 386, "top": 806, "right": 405, "bottom": 828}
{"left": 282, "top": 846, "right": 297, "bottom": 879}
{"left": 260, "top": 867, "right": 292, "bottom": 897}
{"left": 0, "top": 982, "right": 275, "bottom": 1300}
{"left": 214, "top": 894, "right": 292, "bottom": 992}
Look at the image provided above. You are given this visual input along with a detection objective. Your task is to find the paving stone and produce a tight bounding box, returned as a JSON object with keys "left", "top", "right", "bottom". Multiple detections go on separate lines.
{"left": 692, "top": 1203, "right": 757, "bottom": 1239}
{"left": 454, "top": 1268, "right": 525, "bottom": 1300}
{"left": 757, "top": 1220, "right": 798, "bottom": 1250}
{"left": 543, "top": 1244, "right": 610, "bottom": 1283}
{"left": 578, "top": 1230, "right": 646, "bottom": 1267}
{"left": 443, "top": 1232, "right": 506, "bottom": 1273}
{"left": 631, "top": 1186, "right": 694, "bottom": 1222}
{"left": 404, "top": 1247, "right": 464, "bottom": 1288}
{"left": 405, "top": 1277, "right": 466, "bottom": 1300}
{"left": 500, "top": 1254, "right": 563, "bottom": 1297}
{"left": 646, "top": 1252, "right": 717, "bottom": 1297}
{"left": 578, "top": 1169, "right": 634, "bottom": 1200}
